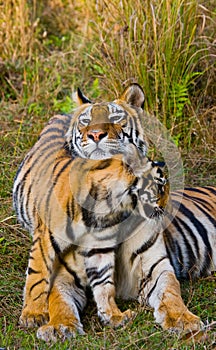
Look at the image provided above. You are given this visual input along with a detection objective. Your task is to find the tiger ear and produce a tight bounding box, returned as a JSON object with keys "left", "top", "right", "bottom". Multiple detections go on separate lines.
{"left": 120, "top": 83, "right": 145, "bottom": 109}
{"left": 73, "top": 88, "right": 92, "bottom": 106}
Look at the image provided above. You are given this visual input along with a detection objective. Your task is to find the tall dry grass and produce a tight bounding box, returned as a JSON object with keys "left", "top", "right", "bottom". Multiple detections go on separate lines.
{"left": 0, "top": 0, "right": 91, "bottom": 105}
{"left": 86, "top": 0, "right": 215, "bottom": 147}
{"left": 0, "top": 0, "right": 215, "bottom": 182}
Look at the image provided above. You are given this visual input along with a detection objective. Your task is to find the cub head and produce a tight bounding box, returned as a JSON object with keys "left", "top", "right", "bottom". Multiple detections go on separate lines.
{"left": 64, "top": 84, "right": 147, "bottom": 159}
{"left": 122, "top": 144, "right": 170, "bottom": 220}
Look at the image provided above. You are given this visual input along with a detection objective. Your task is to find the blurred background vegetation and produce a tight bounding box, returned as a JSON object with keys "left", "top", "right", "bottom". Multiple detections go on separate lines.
{"left": 1, "top": 0, "right": 215, "bottom": 179}
{"left": 0, "top": 1, "right": 215, "bottom": 348}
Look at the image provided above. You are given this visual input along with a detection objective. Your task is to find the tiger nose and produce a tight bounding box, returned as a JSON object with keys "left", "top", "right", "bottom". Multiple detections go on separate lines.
{"left": 87, "top": 130, "right": 108, "bottom": 142}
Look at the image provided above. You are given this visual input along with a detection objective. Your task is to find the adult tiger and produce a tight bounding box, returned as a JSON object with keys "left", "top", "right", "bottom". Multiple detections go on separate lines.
{"left": 13, "top": 84, "right": 216, "bottom": 342}
{"left": 14, "top": 139, "right": 170, "bottom": 342}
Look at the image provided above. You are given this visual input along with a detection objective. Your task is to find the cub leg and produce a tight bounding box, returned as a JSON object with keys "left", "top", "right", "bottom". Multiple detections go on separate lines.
{"left": 20, "top": 226, "right": 54, "bottom": 328}
{"left": 37, "top": 259, "right": 87, "bottom": 343}
{"left": 138, "top": 258, "right": 201, "bottom": 332}
{"left": 117, "top": 222, "right": 201, "bottom": 333}
{"left": 85, "top": 248, "right": 133, "bottom": 328}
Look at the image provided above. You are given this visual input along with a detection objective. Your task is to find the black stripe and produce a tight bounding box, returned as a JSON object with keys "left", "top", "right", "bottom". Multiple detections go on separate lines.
{"left": 172, "top": 216, "right": 198, "bottom": 278}
{"left": 19, "top": 190, "right": 30, "bottom": 227}
{"left": 58, "top": 256, "right": 84, "bottom": 291}
{"left": 66, "top": 215, "right": 75, "bottom": 241}
{"left": 40, "top": 126, "right": 66, "bottom": 137}
{"left": 73, "top": 296, "right": 84, "bottom": 313}
{"left": 14, "top": 137, "right": 62, "bottom": 193}
{"left": 130, "top": 231, "right": 160, "bottom": 264}
{"left": 33, "top": 291, "right": 49, "bottom": 301}
{"left": 202, "top": 186, "right": 216, "bottom": 196}
{"left": 92, "top": 159, "right": 113, "bottom": 170}
{"left": 38, "top": 237, "right": 53, "bottom": 274}
{"left": 146, "top": 275, "right": 160, "bottom": 301}
{"left": 66, "top": 200, "right": 73, "bottom": 218}
{"left": 192, "top": 201, "right": 216, "bottom": 227}
{"left": 45, "top": 159, "right": 73, "bottom": 227}
{"left": 184, "top": 187, "right": 213, "bottom": 196}
{"left": 47, "top": 114, "right": 71, "bottom": 124}
{"left": 39, "top": 115, "right": 70, "bottom": 135}
{"left": 14, "top": 141, "right": 64, "bottom": 215}
{"left": 37, "top": 132, "right": 64, "bottom": 145}
{"left": 91, "top": 274, "right": 112, "bottom": 288}
{"left": 50, "top": 153, "right": 73, "bottom": 177}
{"left": 138, "top": 256, "right": 168, "bottom": 294}
{"left": 86, "top": 264, "right": 113, "bottom": 283}
{"left": 103, "top": 280, "right": 114, "bottom": 286}
{"left": 146, "top": 256, "right": 168, "bottom": 280}
{"left": 147, "top": 271, "right": 167, "bottom": 301}
{"left": 26, "top": 140, "right": 64, "bottom": 166}
{"left": 172, "top": 201, "right": 212, "bottom": 251}
{"left": 24, "top": 183, "right": 33, "bottom": 226}
{"left": 31, "top": 236, "right": 40, "bottom": 248}
{"left": 49, "top": 232, "right": 61, "bottom": 254}
{"left": 32, "top": 156, "right": 71, "bottom": 220}
{"left": 17, "top": 182, "right": 34, "bottom": 229}
{"left": 172, "top": 191, "right": 215, "bottom": 211}
{"left": 163, "top": 224, "right": 184, "bottom": 278}
{"left": 81, "top": 247, "right": 116, "bottom": 258}
{"left": 172, "top": 200, "right": 212, "bottom": 275}
{"left": 28, "top": 267, "right": 40, "bottom": 275}
{"left": 29, "top": 278, "right": 49, "bottom": 294}
{"left": 13, "top": 159, "right": 24, "bottom": 183}
{"left": 174, "top": 216, "right": 200, "bottom": 257}
{"left": 51, "top": 158, "right": 72, "bottom": 185}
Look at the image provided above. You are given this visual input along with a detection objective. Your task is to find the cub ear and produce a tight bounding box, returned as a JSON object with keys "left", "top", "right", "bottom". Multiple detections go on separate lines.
{"left": 73, "top": 88, "right": 92, "bottom": 106}
{"left": 120, "top": 83, "right": 145, "bottom": 109}
{"left": 123, "top": 144, "right": 150, "bottom": 176}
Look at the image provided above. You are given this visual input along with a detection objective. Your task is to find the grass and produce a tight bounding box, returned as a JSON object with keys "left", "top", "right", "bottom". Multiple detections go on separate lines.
{"left": 0, "top": 229, "right": 216, "bottom": 350}
{"left": 0, "top": 0, "right": 215, "bottom": 348}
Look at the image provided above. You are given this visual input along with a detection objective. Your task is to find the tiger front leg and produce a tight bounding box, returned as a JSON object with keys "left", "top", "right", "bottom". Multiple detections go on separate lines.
{"left": 37, "top": 260, "right": 87, "bottom": 343}
{"left": 85, "top": 248, "right": 134, "bottom": 328}
{"left": 139, "top": 269, "right": 201, "bottom": 333}
{"left": 20, "top": 226, "right": 54, "bottom": 328}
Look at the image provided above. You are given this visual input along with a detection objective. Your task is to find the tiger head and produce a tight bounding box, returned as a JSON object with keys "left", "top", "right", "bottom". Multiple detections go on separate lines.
{"left": 65, "top": 84, "right": 147, "bottom": 159}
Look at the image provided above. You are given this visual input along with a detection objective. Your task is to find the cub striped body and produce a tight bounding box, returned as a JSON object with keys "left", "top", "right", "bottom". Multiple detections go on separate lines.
{"left": 164, "top": 186, "right": 216, "bottom": 280}
{"left": 116, "top": 186, "right": 215, "bottom": 331}
{"left": 13, "top": 84, "right": 216, "bottom": 342}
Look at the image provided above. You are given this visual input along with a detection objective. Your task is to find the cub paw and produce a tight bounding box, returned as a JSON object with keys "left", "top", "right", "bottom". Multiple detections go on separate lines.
{"left": 110, "top": 309, "right": 135, "bottom": 328}
{"left": 19, "top": 310, "right": 49, "bottom": 328}
{"left": 159, "top": 308, "right": 201, "bottom": 332}
{"left": 99, "top": 309, "right": 135, "bottom": 328}
{"left": 37, "top": 322, "right": 85, "bottom": 343}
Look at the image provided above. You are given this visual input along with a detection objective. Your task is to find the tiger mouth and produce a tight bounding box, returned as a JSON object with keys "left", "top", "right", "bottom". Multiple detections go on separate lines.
{"left": 88, "top": 144, "right": 124, "bottom": 159}
{"left": 89, "top": 148, "right": 109, "bottom": 159}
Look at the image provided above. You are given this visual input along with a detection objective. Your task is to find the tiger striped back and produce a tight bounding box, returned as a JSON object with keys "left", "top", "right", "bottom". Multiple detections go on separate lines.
{"left": 164, "top": 186, "right": 216, "bottom": 279}
{"left": 13, "top": 114, "right": 71, "bottom": 233}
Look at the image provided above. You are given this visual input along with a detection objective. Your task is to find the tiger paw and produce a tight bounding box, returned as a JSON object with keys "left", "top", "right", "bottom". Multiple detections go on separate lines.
{"left": 99, "top": 309, "right": 135, "bottom": 328}
{"left": 37, "top": 322, "right": 85, "bottom": 343}
{"left": 156, "top": 307, "right": 201, "bottom": 333}
{"left": 110, "top": 309, "right": 136, "bottom": 328}
{"left": 19, "top": 310, "right": 49, "bottom": 328}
